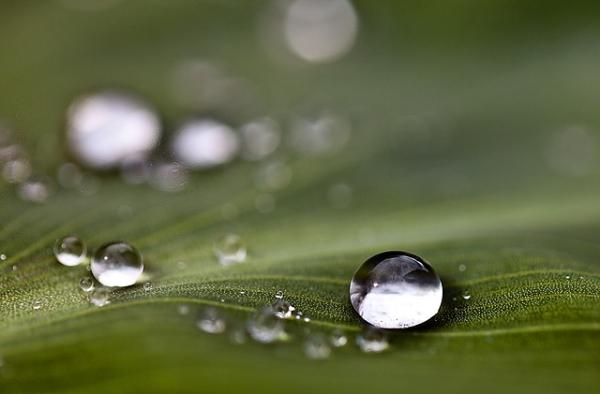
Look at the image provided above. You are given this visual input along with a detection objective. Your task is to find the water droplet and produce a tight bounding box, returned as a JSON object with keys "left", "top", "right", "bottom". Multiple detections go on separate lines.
{"left": 330, "top": 329, "right": 348, "bottom": 347}
{"left": 54, "top": 236, "right": 87, "bottom": 267}
{"left": 327, "top": 183, "right": 352, "bottom": 209}
{"left": 57, "top": 162, "right": 83, "bottom": 189}
{"left": 284, "top": 0, "right": 358, "bottom": 63}
{"left": 303, "top": 317, "right": 311, "bottom": 322}
{"left": 177, "top": 304, "right": 190, "bottom": 315}
{"left": 229, "top": 326, "right": 247, "bottom": 344}
{"left": 2, "top": 158, "right": 32, "bottom": 184}
{"left": 143, "top": 282, "right": 153, "bottom": 291}
{"left": 172, "top": 119, "right": 239, "bottom": 169}
{"left": 66, "top": 91, "right": 161, "bottom": 169}
{"left": 275, "top": 290, "right": 284, "bottom": 299}
{"left": 272, "top": 299, "right": 296, "bottom": 319}
{"left": 197, "top": 308, "right": 226, "bottom": 334}
{"left": 462, "top": 291, "right": 471, "bottom": 300}
{"left": 79, "top": 277, "right": 95, "bottom": 292}
{"left": 149, "top": 161, "right": 189, "bottom": 193}
{"left": 91, "top": 241, "right": 144, "bottom": 287}
{"left": 356, "top": 328, "right": 389, "bottom": 353}
{"left": 349, "top": 251, "right": 443, "bottom": 329}
{"left": 18, "top": 176, "right": 52, "bottom": 203}
{"left": 304, "top": 333, "right": 331, "bottom": 359}
{"left": 458, "top": 264, "right": 467, "bottom": 272}
{"left": 291, "top": 113, "right": 350, "bottom": 155}
{"left": 255, "top": 193, "right": 276, "bottom": 213}
{"left": 0, "top": 254, "right": 6, "bottom": 261}
{"left": 247, "top": 306, "right": 285, "bottom": 344}
{"left": 240, "top": 117, "right": 281, "bottom": 161}
{"left": 89, "top": 287, "right": 111, "bottom": 307}
{"left": 32, "top": 300, "right": 42, "bottom": 310}
{"left": 239, "top": 291, "right": 246, "bottom": 295}
{"left": 565, "top": 275, "right": 571, "bottom": 280}
{"left": 213, "top": 234, "right": 247, "bottom": 266}
{"left": 255, "top": 160, "right": 292, "bottom": 191}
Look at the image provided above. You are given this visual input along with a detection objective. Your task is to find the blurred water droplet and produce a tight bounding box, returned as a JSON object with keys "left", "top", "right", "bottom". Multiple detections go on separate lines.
{"left": 214, "top": 234, "right": 247, "bottom": 266}
{"left": 91, "top": 241, "right": 144, "bottom": 287}
{"left": 89, "top": 287, "right": 111, "bottom": 307}
{"left": 350, "top": 251, "right": 443, "bottom": 329}
{"left": 272, "top": 299, "right": 296, "bottom": 319}
{"left": 284, "top": 0, "right": 358, "bottom": 63}
{"left": 275, "top": 290, "right": 284, "bottom": 299}
{"left": 291, "top": 113, "right": 350, "bottom": 156}
{"left": 79, "top": 277, "right": 95, "bottom": 292}
{"left": 178, "top": 304, "right": 190, "bottom": 315}
{"left": 57, "top": 162, "right": 83, "bottom": 189}
{"left": 356, "top": 328, "right": 389, "bottom": 353}
{"left": 239, "top": 291, "right": 246, "bottom": 295}
{"left": 143, "top": 282, "right": 153, "bottom": 291}
{"left": 197, "top": 307, "right": 226, "bottom": 334}
{"left": 66, "top": 91, "right": 161, "bottom": 169}
{"left": 0, "top": 254, "right": 6, "bottom": 261}
{"left": 229, "top": 326, "right": 247, "bottom": 344}
{"left": 18, "top": 176, "right": 52, "bottom": 203}
{"left": 32, "top": 300, "right": 42, "bottom": 310}
{"left": 458, "top": 264, "right": 467, "bottom": 272}
{"left": 330, "top": 329, "right": 348, "bottom": 347}
{"left": 303, "top": 317, "right": 311, "bottom": 322}
{"left": 304, "top": 333, "right": 331, "bottom": 359}
{"left": 247, "top": 306, "right": 285, "bottom": 343}
{"left": 2, "top": 158, "right": 32, "bottom": 184}
{"left": 240, "top": 117, "right": 281, "bottom": 161}
{"left": 54, "top": 236, "right": 87, "bottom": 267}
{"left": 565, "top": 275, "right": 571, "bottom": 280}
{"left": 255, "top": 160, "right": 292, "bottom": 191}
{"left": 462, "top": 291, "right": 471, "bottom": 300}
{"left": 255, "top": 193, "right": 276, "bottom": 213}
{"left": 149, "top": 161, "right": 188, "bottom": 193}
{"left": 172, "top": 119, "right": 239, "bottom": 169}
{"left": 327, "top": 183, "right": 352, "bottom": 208}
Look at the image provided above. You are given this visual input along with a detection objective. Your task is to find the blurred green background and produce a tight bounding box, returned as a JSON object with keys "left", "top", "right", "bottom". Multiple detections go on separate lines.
{"left": 0, "top": 1, "right": 599, "bottom": 393}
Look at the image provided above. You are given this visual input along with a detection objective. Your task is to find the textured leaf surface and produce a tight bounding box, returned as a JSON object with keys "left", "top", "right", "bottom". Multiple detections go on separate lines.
{"left": 0, "top": 1, "right": 599, "bottom": 393}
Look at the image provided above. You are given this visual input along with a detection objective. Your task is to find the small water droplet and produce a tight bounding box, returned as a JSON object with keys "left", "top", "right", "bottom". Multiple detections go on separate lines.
{"left": 330, "top": 329, "right": 348, "bottom": 347}
{"left": 197, "top": 308, "right": 226, "bottom": 334}
{"left": 79, "top": 277, "right": 95, "bottom": 292}
{"left": 291, "top": 112, "right": 350, "bottom": 155}
{"left": 247, "top": 306, "right": 285, "bottom": 343}
{"left": 89, "top": 287, "right": 111, "bottom": 307}
{"left": 0, "top": 254, "right": 6, "bottom": 261}
{"left": 240, "top": 117, "right": 281, "bottom": 161}
{"left": 255, "top": 160, "right": 292, "bottom": 191}
{"left": 18, "top": 176, "right": 52, "bottom": 203}
{"left": 91, "top": 241, "right": 144, "bottom": 287}
{"left": 54, "top": 236, "right": 87, "bottom": 267}
{"left": 349, "top": 251, "right": 443, "bottom": 329}
{"left": 462, "top": 291, "right": 471, "bottom": 300}
{"left": 149, "top": 161, "right": 189, "bottom": 193}
{"left": 458, "top": 264, "right": 467, "bottom": 272}
{"left": 356, "top": 328, "right": 389, "bottom": 353}
{"left": 303, "top": 317, "right": 311, "bottom": 322}
{"left": 275, "top": 290, "right": 284, "bottom": 299}
{"left": 11, "top": 265, "right": 17, "bottom": 272}
{"left": 172, "top": 119, "right": 239, "bottom": 169}
{"left": 213, "top": 234, "right": 247, "bottom": 266}
{"left": 143, "top": 282, "right": 153, "bottom": 291}
{"left": 66, "top": 91, "right": 161, "bottom": 169}
{"left": 304, "top": 333, "right": 331, "bottom": 359}
{"left": 32, "top": 300, "right": 42, "bottom": 310}
{"left": 177, "top": 304, "right": 190, "bottom": 315}
{"left": 272, "top": 299, "right": 296, "bottom": 319}
{"left": 239, "top": 291, "right": 246, "bottom": 295}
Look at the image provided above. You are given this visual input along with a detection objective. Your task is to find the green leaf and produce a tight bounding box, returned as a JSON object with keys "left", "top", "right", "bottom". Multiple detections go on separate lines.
{"left": 1, "top": 1, "right": 599, "bottom": 393}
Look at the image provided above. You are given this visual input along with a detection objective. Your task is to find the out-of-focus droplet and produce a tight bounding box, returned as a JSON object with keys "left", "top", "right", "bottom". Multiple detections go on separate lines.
{"left": 462, "top": 291, "right": 471, "bottom": 300}
{"left": 91, "top": 241, "right": 144, "bottom": 287}
{"left": 327, "top": 183, "right": 352, "bottom": 208}
{"left": 255, "top": 193, "right": 276, "bottom": 213}
{"left": 458, "top": 264, "right": 467, "bottom": 272}
{"left": 247, "top": 306, "right": 286, "bottom": 344}
{"left": 291, "top": 113, "right": 350, "bottom": 156}
{"left": 143, "top": 282, "right": 153, "bottom": 291}
{"left": 197, "top": 307, "right": 227, "bottom": 334}
{"left": 255, "top": 160, "right": 292, "bottom": 191}
{"left": 229, "top": 326, "right": 247, "bottom": 344}
{"left": 178, "top": 304, "right": 190, "bottom": 315}
{"left": 32, "top": 300, "right": 42, "bottom": 310}
{"left": 275, "top": 290, "right": 284, "bottom": 299}
{"left": 214, "top": 234, "right": 247, "bottom": 266}
{"left": 350, "top": 251, "right": 443, "bottom": 329}
{"left": 172, "top": 119, "right": 239, "bottom": 169}
{"left": 79, "top": 276, "right": 95, "bottom": 292}
{"left": 66, "top": 91, "right": 161, "bottom": 169}
{"left": 545, "top": 125, "right": 597, "bottom": 176}
{"left": 54, "top": 236, "right": 87, "bottom": 267}
{"left": 149, "top": 161, "right": 189, "bottom": 193}
{"left": 2, "top": 158, "right": 32, "bottom": 184}
{"left": 284, "top": 0, "right": 358, "bottom": 63}
{"left": 0, "top": 253, "right": 6, "bottom": 261}
{"left": 330, "top": 329, "right": 348, "bottom": 347}
{"left": 356, "top": 328, "right": 389, "bottom": 353}
{"left": 18, "top": 176, "right": 52, "bottom": 203}
{"left": 89, "top": 287, "right": 111, "bottom": 307}
{"left": 57, "top": 162, "right": 83, "bottom": 189}
{"left": 120, "top": 156, "right": 151, "bottom": 185}
{"left": 304, "top": 333, "right": 331, "bottom": 359}
{"left": 240, "top": 117, "right": 281, "bottom": 161}
{"left": 272, "top": 299, "right": 296, "bottom": 319}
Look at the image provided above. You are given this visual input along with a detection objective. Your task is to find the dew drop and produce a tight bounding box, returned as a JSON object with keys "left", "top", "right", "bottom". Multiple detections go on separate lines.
{"left": 177, "top": 304, "right": 190, "bottom": 315}
{"left": 349, "top": 251, "right": 443, "bottom": 329}
{"left": 565, "top": 275, "right": 571, "bottom": 280}
{"left": 458, "top": 264, "right": 467, "bottom": 272}
{"left": 291, "top": 113, "right": 350, "bottom": 156}
{"left": 149, "top": 161, "right": 189, "bottom": 193}
{"left": 304, "top": 333, "right": 331, "bottom": 359}
{"left": 79, "top": 276, "right": 95, "bottom": 292}
{"left": 66, "top": 91, "right": 161, "bottom": 169}
{"left": 303, "top": 317, "right": 311, "bottom": 322}
{"left": 240, "top": 117, "right": 281, "bottom": 161}
{"left": 275, "top": 290, "right": 284, "bottom": 299}
{"left": 54, "top": 236, "right": 87, "bottom": 267}
{"left": 89, "top": 287, "right": 111, "bottom": 307}
{"left": 462, "top": 291, "right": 471, "bottom": 300}
{"left": 330, "top": 329, "right": 348, "bottom": 347}
{"left": 2, "top": 158, "right": 32, "bottom": 184}
{"left": 0, "top": 254, "right": 6, "bottom": 261}
{"left": 91, "top": 241, "right": 144, "bottom": 287}
{"left": 213, "top": 234, "right": 247, "bottom": 266}
{"left": 247, "top": 306, "right": 285, "bottom": 344}
{"left": 272, "top": 299, "right": 296, "bottom": 319}
{"left": 143, "top": 282, "right": 153, "bottom": 291}
{"left": 18, "top": 176, "right": 52, "bottom": 203}
{"left": 172, "top": 119, "right": 239, "bottom": 169}
{"left": 356, "top": 328, "right": 389, "bottom": 353}
{"left": 197, "top": 307, "right": 226, "bottom": 334}
{"left": 32, "top": 300, "right": 42, "bottom": 310}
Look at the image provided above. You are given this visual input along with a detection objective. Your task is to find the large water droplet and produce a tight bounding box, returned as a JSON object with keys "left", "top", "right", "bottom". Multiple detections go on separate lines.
{"left": 54, "top": 236, "right": 87, "bottom": 267}
{"left": 197, "top": 307, "right": 227, "bottom": 334}
{"left": 247, "top": 306, "right": 285, "bottom": 343}
{"left": 91, "top": 242, "right": 144, "bottom": 287}
{"left": 66, "top": 91, "right": 161, "bottom": 169}
{"left": 89, "top": 287, "right": 111, "bottom": 307}
{"left": 304, "top": 333, "right": 331, "bottom": 359}
{"left": 349, "top": 251, "right": 443, "bottom": 329}
{"left": 356, "top": 328, "right": 389, "bottom": 353}
{"left": 213, "top": 234, "right": 247, "bottom": 266}
{"left": 172, "top": 119, "right": 239, "bottom": 169}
